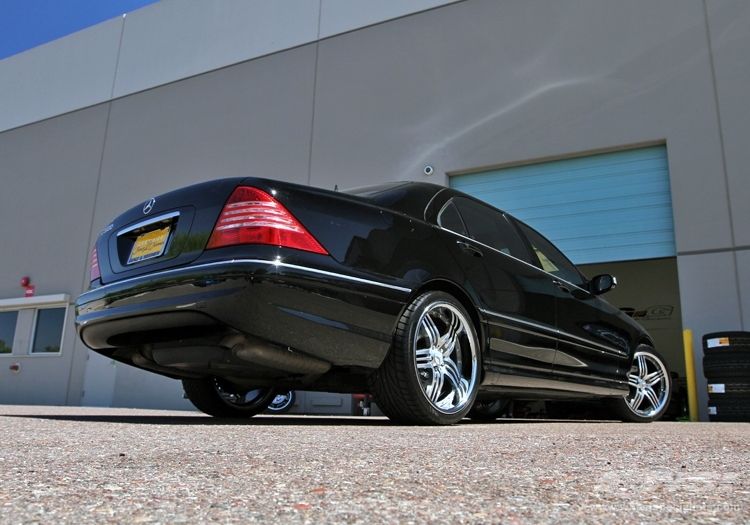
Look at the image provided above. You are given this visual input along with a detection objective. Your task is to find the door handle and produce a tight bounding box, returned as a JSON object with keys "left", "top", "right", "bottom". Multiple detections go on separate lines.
{"left": 456, "top": 240, "right": 483, "bottom": 258}
{"left": 552, "top": 280, "right": 571, "bottom": 294}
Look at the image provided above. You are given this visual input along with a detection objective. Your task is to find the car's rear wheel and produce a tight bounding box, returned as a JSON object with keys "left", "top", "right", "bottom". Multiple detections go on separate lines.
{"left": 370, "top": 291, "right": 480, "bottom": 425}
{"left": 606, "top": 346, "right": 671, "bottom": 423}
{"left": 183, "top": 376, "right": 277, "bottom": 418}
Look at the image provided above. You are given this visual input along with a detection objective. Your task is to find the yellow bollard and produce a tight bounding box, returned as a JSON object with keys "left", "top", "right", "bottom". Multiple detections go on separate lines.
{"left": 683, "top": 329, "right": 699, "bottom": 422}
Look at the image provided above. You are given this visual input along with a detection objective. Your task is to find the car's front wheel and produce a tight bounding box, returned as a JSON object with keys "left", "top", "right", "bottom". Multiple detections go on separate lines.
{"left": 267, "top": 390, "right": 296, "bottom": 413}
{"left": 369, "top": 291, "right": 480, "bottom": 425}
{"left": 606, "top": 345, "right": 672, "bottom": 422}
{"left": 183, "top": 376, "right": 277, "bottom": 418}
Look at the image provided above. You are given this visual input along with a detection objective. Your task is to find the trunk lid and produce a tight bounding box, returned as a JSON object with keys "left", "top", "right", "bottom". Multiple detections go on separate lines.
{"left": 95, "top": 178, "right": 243, "bottom": 285}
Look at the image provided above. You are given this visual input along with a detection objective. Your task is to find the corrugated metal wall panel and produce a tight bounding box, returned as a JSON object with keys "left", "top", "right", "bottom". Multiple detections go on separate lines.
{"left": 450, "top": 145, "right": 676, "bottom": 264}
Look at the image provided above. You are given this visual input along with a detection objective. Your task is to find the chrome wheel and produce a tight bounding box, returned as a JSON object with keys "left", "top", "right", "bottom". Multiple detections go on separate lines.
{"left": 267, "top": 390, "right": 295, "bottom": 413}
{"left": 182, "top": 376, "right": 277, "bottom": 418}
{"left": 414, "top": 301, "right": 478, "bottom": 414}
{"left": 625, "top": 350, "right": 670, "bottom": 418}
{"left": 369, "top": 291, "right": 481, "bottom": 425}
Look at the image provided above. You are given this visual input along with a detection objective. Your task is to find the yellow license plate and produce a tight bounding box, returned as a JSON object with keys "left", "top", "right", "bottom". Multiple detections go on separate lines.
{"left": 128, "top": 227, "right": 171, "bottom": 264}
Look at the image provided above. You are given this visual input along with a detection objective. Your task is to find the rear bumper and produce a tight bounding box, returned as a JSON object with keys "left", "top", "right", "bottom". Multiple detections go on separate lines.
{"left": 75, "top": 258, "right": 411, "bottom": 368}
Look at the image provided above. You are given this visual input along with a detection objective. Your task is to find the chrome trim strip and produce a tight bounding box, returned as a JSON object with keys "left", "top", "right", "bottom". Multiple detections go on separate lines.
{"left": 552, "top": 350, "right": 587, "bottom": 368}
{"left": 557, "top": 330, "right": 629, "bottom": 357}
{"left": 482, "top": 308, "right": 626, "bottom": 357}
{"left": 481, "top": 309, "right": 558, "bottom": 338}
{"left": 423, "top": 187, "right": 448, "bottom": 221}
{"left": 549, "top": 367, "right": 628, "bottom": 386}
{"left": 487, "top": 320, "right": 559, "bottom": 342}
{"left": 486, "top": 363, "right": 557, "bottom": 375}
{"left": 483, "top": 372, "right": 626, "bottom": 396}
{"left": 489, "top": 338, "right": 557, "bottom": 365}
{"left": 79, "top": 259, "right": 412, "bottom": 300}
{"left": 117, "top": 211, "right": 180, "bottom": 236}
{"left": 269, "top": 261, "right": 412, "bottom": 292}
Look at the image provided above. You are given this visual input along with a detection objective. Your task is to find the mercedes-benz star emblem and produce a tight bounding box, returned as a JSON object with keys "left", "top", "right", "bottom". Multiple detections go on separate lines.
{"left": 143, "top": 198, "right": 156, "bottom": 215}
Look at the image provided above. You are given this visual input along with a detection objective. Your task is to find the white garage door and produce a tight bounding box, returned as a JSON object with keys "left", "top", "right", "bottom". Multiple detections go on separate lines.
{"left": 450, "top": 145, "right": 676, "bottom": 264}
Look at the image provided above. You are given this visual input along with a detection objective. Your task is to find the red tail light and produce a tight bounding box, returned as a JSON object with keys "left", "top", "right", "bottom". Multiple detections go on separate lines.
{"left": 206, "top": 186, "right": 328, "bottom": 254}
{"left": 90, "top": 246, "right": 101, "bottom": 282}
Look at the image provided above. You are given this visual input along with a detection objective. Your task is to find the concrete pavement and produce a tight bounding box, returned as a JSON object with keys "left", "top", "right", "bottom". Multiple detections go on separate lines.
{"left": 0, "top": 405, "right": 748, "bottom": 524}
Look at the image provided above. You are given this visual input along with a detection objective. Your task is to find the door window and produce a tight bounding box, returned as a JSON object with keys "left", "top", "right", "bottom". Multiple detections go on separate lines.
{"left": 452, "top": 197, "right": 530, "bottom": 262}
{"left": 437, "top": 200, "right": 468, "bottom": 237}
{"left": 513, "top": 219, "right": 585, "bottom": 286}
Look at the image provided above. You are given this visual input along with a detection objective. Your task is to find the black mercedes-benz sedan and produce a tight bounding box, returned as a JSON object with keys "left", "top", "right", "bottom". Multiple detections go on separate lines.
{"left": 75, "top": 177, "right": 671, "bottom": 425}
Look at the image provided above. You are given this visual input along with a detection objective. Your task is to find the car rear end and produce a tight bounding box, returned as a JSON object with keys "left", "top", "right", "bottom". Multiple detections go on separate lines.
{"left": 76, "top": 177, "right": 416, "bottom": 383}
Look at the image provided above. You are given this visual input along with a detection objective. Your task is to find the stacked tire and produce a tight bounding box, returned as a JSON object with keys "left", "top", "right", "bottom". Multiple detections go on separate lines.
{"left": 703, "top": 331, "right": 750, "bottom": 422}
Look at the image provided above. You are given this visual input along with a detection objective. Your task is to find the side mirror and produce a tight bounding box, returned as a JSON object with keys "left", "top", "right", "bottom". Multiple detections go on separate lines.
{"left": 591, "top": 274, "right": 617, "bottom": 295}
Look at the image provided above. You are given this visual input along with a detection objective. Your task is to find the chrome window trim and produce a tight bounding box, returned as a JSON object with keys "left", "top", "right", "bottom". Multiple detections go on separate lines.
{"left": 79, "top": 259, "right": 412, "bottom": 300}
{"left": 117, "top": 211, "right": 181, "bottom": 236}
{"left": 422, "top": 187, "right": 448, "bottom": 222}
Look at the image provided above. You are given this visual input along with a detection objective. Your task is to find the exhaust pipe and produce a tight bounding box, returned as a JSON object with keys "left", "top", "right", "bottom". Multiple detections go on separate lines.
{"left": 132, "top": 353, "right": 202, "bottom": 379}
{"left": 222, "top": 335, "right": 331, "bottom": 375}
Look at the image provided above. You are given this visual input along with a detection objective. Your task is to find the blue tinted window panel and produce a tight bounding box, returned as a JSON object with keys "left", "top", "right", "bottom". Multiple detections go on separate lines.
{"left": 451, "top": 145, "right": 676, "bottom": 264}
{"left": 0, "top": 311, "right": 17, "bottom": 354}
{"left": 31, "top": 307, "right": 66, "bottom": 354}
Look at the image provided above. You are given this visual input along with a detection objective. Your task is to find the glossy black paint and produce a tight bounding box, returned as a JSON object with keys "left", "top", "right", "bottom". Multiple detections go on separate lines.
{"left": 76, "top": 177, "right": 652, "bottom": 399}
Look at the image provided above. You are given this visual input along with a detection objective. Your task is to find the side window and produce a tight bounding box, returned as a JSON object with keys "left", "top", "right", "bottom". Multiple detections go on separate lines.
{"left": 0, "top": 296, "right": 68, "bottom": 356}
{"left": 513, "top": 220, "right": 585, "bottom": 286}
{"left": 453, "top": 197, "right": 530, "bottom": 262}
{"left": 437, "top": 200, "right": 468, "bottom": 237}
{"left": 0, "top": 311, "right": 17, "bottom": 354}
{"left": 31, "top": 307, "right": 66, "bottom": 354}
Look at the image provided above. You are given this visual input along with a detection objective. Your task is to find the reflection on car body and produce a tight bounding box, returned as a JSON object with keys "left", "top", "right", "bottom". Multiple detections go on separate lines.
{"left": 76, "top": 178, "right": 671, "bottom": 425}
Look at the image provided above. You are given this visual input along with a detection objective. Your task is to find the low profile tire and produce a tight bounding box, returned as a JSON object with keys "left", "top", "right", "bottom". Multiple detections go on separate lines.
{"left": 369, "top": 291, "right": 480, "bottom": 425}
{"left": 267, "top": 391, "right": 296, "bottom": 413}
{"left": 469, "top": 399, "right": 510, "bottom": 421}
{"left": 182, "top": 376, "right": 277, "bottom": 418}
{"left": 707, "top": 382, "right": 750, "bottom": 400}
{"left": 703, "top": 351, "right": 750, "bottom": 379}
{"left": 606, "top": 346, "right": 672, "bottom": 423}
{"left": 708, "top": 398, "right": 750, "bottom": 422}
{"left": 703, "top": 331, "right": 750, "bottom": 355}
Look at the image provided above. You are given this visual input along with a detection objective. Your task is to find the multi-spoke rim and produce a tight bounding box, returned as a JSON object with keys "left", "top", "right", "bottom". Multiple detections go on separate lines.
{"left": 268, "top": 391, "right": 294, "bottom": 412}
{"left": 625, "top": 351, "right": 670, "bottom": 418}
{"left": 413, "top": 301, "right": 478, "bottom": 414}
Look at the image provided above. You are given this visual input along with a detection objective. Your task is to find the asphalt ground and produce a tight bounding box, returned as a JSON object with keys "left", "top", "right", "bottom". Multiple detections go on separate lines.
{"left": 0, "top": 405, "right": 748, "bottom": 524}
